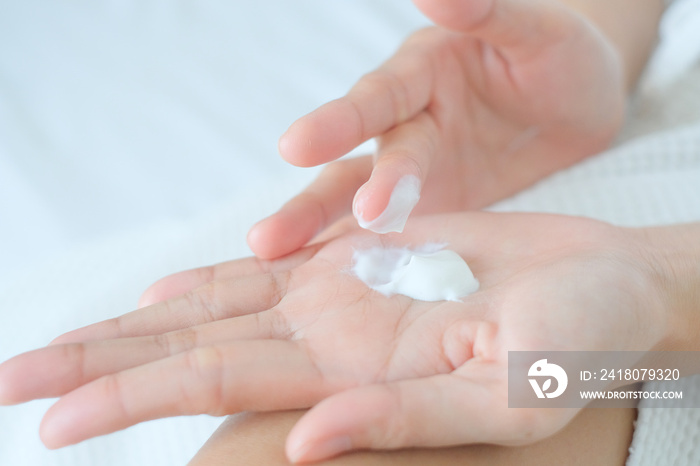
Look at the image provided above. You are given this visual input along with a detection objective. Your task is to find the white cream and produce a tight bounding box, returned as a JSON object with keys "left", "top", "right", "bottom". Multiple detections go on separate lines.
{"left": 352, "top": 244, "right": 479, "bottom": 302}
{"left": 355, "top": 175, "right": 420, "bottom": 234}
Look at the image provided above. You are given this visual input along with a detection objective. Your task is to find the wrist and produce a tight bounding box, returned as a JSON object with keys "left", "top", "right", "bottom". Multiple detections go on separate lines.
{"left": 633, "top": 223, "right": 700, "bottom": 352}
{"left": 556, "top": 0, "right": 665, "bottom": 91}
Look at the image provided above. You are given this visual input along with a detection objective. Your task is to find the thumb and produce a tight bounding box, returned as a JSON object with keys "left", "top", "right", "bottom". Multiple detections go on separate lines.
{"left": 286, "top": 362, "right": 568, "bottom": 463}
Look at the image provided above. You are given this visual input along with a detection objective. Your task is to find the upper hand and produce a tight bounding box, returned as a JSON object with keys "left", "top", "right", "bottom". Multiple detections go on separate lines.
{"left": 248, "top": 0, "right": 626, "bottom": 259}
{"left": 0, "top": 213, "right": 666, "bottom": 462}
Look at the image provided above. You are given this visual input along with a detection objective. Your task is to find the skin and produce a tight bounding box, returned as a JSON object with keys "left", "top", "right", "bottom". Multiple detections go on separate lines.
{"left": 190, "top": 408, "right": 636, "bottom": 466}
{"left": 0, "top": 1, "right": 681, "bottom": 464}
{"left": 246, "top": 0, "right": 664, "bottom": 260}
{"left": 0, "top": 212, "right": 686, "bottom": 463}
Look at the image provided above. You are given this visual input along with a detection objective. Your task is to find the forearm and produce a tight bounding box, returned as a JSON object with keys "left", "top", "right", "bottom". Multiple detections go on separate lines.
{"left": 191, "top": 409, "right": 635, "bottom": 466}
{"left": 639, "top": 222, "right": 700, "bottom": 352}
{"left": 559, "top": 0, "right": 665, "bottom": 91}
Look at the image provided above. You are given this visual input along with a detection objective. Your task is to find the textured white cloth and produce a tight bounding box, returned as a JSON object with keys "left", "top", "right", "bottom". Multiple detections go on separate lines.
{"left": 628, "top": 378, "right": 700, "bottom": 465}
{"left": 0, "top": 1, "right": 699, "bottom": 465}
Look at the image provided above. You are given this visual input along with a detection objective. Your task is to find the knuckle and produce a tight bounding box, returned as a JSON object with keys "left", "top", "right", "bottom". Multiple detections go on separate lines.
{"left": 267, "top": 271, "right": 290, "bottom": 307}
{"left": 356, "top": 69, "right": 410, "bottom": 121}
{"left": 264, "top": 307, "right": 291, "bottom": 339}
{"left": 154, "top": 327, "right": 199, "bottom": 356}
{"left": 111, "top": 315, "right": 126, "bottom": 336}
{"left": 378, "top": 150, "right": 425, "bottom": 181}
{"left": 185, "top": 282, "right": 220, "bottom": 324}
{"left": 254, "top": 256, "right": 272, "bottom": 274}
{"left": 372, "top": 385, "right": 410, "bottom": 448}
{"left": 102, "top": 374, "right": 131, "bottom": 420}
{"left": 62, "top": 343, "right": 88, "bottom": 384}
{"left": 181, "top": 346, "right": 227, "bottom": 415}
{"left": 199, "top": 266, "right": 217, "bottom": 283}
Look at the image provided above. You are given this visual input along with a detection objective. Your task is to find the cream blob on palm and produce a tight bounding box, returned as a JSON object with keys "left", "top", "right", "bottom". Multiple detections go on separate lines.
{"left": 352, "top": 244, "right": 479, "bottom": 302}
{"left": 355, "top": 175, "right": 421, "bottom": 234}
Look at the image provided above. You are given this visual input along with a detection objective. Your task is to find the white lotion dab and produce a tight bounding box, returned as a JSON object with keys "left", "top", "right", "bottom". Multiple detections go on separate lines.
{"left": 352, "top": 244, "right": 479, "bottom": 302}
{"left": 355, "top": 175, "right": 421, "bottom": 234}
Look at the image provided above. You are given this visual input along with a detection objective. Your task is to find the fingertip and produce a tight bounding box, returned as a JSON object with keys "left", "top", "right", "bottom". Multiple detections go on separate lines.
{"left": 0, "top": 353, "right": 49, "bottom": 406}
{"left": 39, "top": 427, "right": 63, "bottom": 450}
{"left": 247, "top": 213, "right": 313, "bottom": 261}
{"left": 141, "top": 262, "right": 231, "bottom": 309}
{"left": 137, "top": 286, "right": 160, "bottom": 309}
{"left": 0, "top": 385, "right": 11, "bottom": 406}
{"left": 278, "top": 116, "right": 325, "bottom": 168}
{"left": 0, "top": 360, "right": 18, "bottom": 406}
{"left": 40, "top": 391, "right": 105, "bottom": 450}
{"left": 351, "top": 182, "right": 383, "bottom": 226}
{"left": 278, "top": 125, "right": 311, "bottom": 168}
{"left": 286, "top": 387, "right": 396, "bottom": 463}
{"left": 287, "top": 434, "right": 352, "bottom": 464}
{"left": 353, "top": 174, "right": 421, "bottom": 234}
{"left": 48, "top": 331, "right": 78, "bottom": 346}
{"left": 49, "top": 319, "right": 115, "bottom": 345}
{"left": 40, "top": 409, "right": 72, "bottom": 450}
{"left": 39, "top": 403, "right": 63, "bottom": 449}
{"left": 279, "top": 100, "right": 361, "bottom": 167}
{"left": 285, "top": 403, "right": 324, "bottom": 462}
{"left": 412, "top": 0, "right": 493, "bottom": 32}
{"left": 286, "top": 403, "right": 353, "bottom": 464}
{"left": 246, "top": 219, "right": 286, "bottom": 260}
{"left": 137, "top": 272, "right": 192, "bottom": 309}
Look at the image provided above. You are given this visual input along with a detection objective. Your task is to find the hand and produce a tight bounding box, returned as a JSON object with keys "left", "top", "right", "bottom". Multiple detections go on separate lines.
{"left": 0, "top": 213, "right": 667, "bottom": 462}
{"left": 248, "top": 0, "right": 626, "bottom": 259}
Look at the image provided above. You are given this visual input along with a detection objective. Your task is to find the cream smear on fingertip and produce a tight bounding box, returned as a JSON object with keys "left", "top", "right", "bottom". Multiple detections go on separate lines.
{"left": 355, "top": 175, "right": 420, "bottom": 234}
{"left": 352, "top": 244, "right": 479, "bottom": 302}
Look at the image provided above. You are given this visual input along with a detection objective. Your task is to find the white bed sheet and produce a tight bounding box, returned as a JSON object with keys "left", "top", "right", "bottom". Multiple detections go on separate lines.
{"left": 1, "top": 1, "right": 699, "bottom": 465}
{"left": 0, "top": 0, "right": 430, "bottom": 286}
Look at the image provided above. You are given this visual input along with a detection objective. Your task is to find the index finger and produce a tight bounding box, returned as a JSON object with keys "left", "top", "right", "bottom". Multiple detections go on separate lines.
{"left": 279, "top": 31, "right": 436, "bottom": 167}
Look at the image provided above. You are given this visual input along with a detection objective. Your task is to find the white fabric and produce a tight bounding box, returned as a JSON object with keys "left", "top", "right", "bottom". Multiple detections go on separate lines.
{"left": 0, "top": 1, "right": 699, "bottom": 465}
{"left": 628, "top": 377, "right": 700, "bottom": 465}
{"left": 0, "top": 0, "right": 430, "bottom": 286}
{"left": 643, "top": 0, "right": 700, "bottom": 89}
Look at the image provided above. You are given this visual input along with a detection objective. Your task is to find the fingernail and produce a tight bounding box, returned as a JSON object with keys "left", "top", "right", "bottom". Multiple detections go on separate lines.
{"left": 289, "top": 436, "right": 352, "bottom": 463}
{"left": 356, "top": 175, "right": 420, "bottom": 234}
{"left": 353, "top": 198, "right": 367, "bottom": 224}
{"left": 0, "top": 361, "right": 19, "bottom": 406}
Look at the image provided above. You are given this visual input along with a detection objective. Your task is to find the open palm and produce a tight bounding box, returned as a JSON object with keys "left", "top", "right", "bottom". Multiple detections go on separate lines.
{"left": 249, "top": 0, "right": 625, "bottom": 258}
{"left": 0, "top": 213, "right": 666, "bottom": 462}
